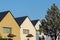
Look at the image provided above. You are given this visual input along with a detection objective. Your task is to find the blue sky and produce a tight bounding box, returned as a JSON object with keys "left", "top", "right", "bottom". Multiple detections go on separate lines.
{"left": 0, "top": 0, "right": 60, "bottom": 20}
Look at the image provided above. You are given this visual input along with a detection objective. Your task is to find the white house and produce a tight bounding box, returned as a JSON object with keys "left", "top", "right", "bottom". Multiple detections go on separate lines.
{"left": 15, "top": 16, "right": 36, "bottom": 40}
{"left": 31, "top": 20, "right": 46, "bottom": 40}
{"left": 31, "top": 20, "right": 41, "bottom": 40}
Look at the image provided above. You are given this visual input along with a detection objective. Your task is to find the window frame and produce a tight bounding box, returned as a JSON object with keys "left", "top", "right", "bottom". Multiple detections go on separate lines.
{"left": 23, "top": 29, "right": 29, "bottom": 34}
{"left": 3, "top": 27, "right": 12, "bottom": 34}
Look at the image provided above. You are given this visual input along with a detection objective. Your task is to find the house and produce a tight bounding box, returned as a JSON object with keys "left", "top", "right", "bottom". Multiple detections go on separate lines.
{"left": 0, "top": 11, "right": 20, "bottom": 40}
{"left": 31, "top": 20, "right": 41, "bottom": 31}
{"left": 31, "top": 20, "right": 41, "bottom": 40}
{"left": 31, "top": 20, "right": 46, "bottom": 40}
{"left": 15, "top": 16, "right": 36, "bottom": 40}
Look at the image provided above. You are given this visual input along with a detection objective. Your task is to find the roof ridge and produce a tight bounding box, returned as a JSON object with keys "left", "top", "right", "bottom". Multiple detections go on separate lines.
{"left": 0, "top": 11, "right": 10, "bottom": 21}
{"left": 31, "top": 19, "right": 40, "bottom": 21}
{"left": 15, "top": 16, "right": 28, "bottom": 26}
{"left": 15, "top": 16, "right": 28, "bottom": 19}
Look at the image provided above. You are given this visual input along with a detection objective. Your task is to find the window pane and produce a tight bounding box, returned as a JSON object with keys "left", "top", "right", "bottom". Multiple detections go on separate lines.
{"left": 3, "top": 27, "right": 11, "bottom": 33}
{"left": 23, "top": 29, "right": 29, "bottom": 34}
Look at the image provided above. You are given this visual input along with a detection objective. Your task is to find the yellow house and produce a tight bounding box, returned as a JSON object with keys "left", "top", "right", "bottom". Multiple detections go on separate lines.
{"left": 0, "top": 11, "right": 20, "bottom": 40}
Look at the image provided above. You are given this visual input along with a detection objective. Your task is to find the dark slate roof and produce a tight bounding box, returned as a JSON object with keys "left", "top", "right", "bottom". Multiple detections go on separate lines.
{"left": 0, "top": 11, "right": 10, "bottom": 21}
{"left": 31, "top": 20, "right": 39, "bottom": 26}
{"left": 15, "top": 16, "right": 28, "bottom": 26}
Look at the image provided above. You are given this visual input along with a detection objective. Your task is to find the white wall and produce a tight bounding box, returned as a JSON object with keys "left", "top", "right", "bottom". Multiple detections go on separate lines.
{"left": 20, "top": 17, "right": 36, "bottom": 40}
{"left": 35, "top": 21, "right": 41, "bottom": 30}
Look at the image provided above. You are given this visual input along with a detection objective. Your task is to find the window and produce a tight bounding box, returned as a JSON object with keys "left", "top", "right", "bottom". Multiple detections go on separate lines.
{"left": 23, "top": 29, "right": 29, "bottom": 34}
{"left": 3, "top": 27, "right": 11, "bottom": 33}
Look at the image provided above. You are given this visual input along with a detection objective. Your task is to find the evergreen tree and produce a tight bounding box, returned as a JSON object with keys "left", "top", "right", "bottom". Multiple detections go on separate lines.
{"left": 41, "top": 4, "right": 60, "bottom": 40}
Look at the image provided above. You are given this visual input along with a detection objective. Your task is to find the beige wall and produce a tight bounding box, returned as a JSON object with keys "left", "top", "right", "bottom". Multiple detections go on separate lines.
{"left": 20, "top": 17, "right": 36, "bottom": 40}
{"left": 0, "top": 12, "right": 20, "bottom": 40}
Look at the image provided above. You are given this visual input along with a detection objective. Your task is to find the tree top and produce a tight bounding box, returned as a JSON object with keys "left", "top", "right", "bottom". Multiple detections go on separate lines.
{"left": 51, "top": 4, "right": 59, "bottom": 11}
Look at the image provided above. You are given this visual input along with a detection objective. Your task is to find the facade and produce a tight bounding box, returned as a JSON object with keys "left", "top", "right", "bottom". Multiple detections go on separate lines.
{"left": 0, "top": 11, "right": 20, "bottom": 40}
{"left": 31, "top": 20, "right": 41, "bottom": 40}
{"left": 15, "top": 16, "right": 36, "bottom": 40}
{"left": 31, "top": 20, "right": 46, "bottom": 40}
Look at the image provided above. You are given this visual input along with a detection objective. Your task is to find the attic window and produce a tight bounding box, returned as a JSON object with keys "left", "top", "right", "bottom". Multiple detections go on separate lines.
{"left": 23, "top": 29, "right": 29, "bottom": 34}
